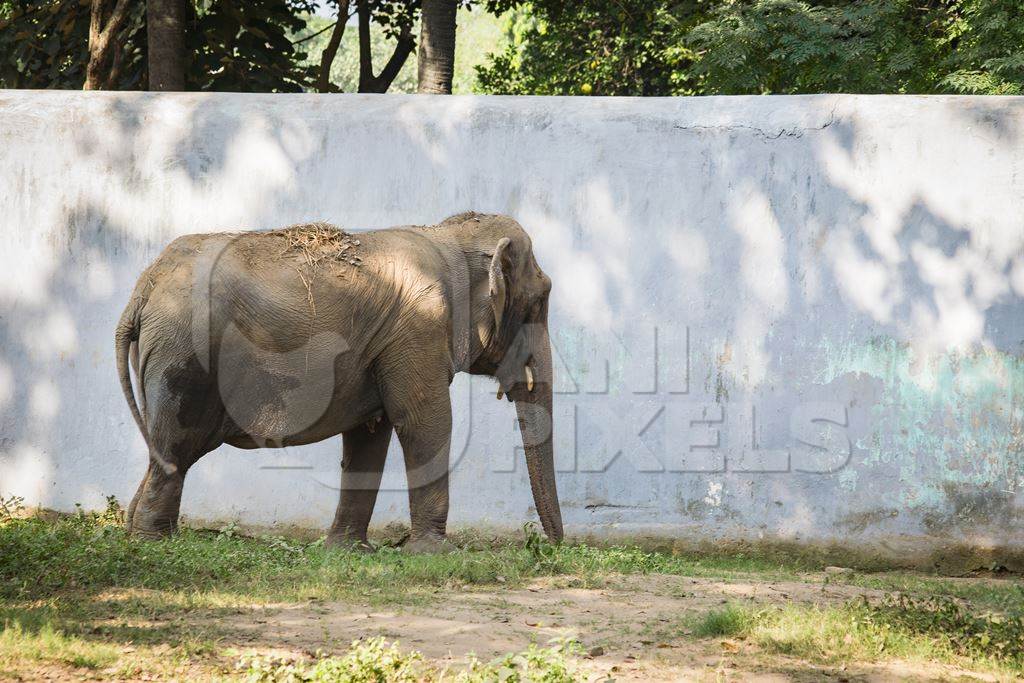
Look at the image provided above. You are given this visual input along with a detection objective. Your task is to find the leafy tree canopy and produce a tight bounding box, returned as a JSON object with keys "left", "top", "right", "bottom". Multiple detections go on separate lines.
{"left": 477, "top": 0, "right": 707, "bottom": 96}
{"left": 2, "top": 0, "right": 1021, "bottom": 94}
{"left": 477, "top": 0, "right": 1024, "bottom": 96}
{"left": 0, "top": 0, "right": 409, "bottom": 91}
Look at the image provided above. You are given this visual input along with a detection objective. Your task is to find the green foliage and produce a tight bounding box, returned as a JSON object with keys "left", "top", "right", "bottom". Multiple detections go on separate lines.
{"left": 688, "top": 0, "right": 1024, "bottom": 95}
{"left": 941, "top": 0, "right": 1024, "bottom": 94}
{"left": 238, "top": 637, "right": 583, "bottom": 682}
{"left": 871, "top": 593, "right": 1024, "bottom": 667}
{"left": 0, "top": 0, "right": 318, "bottom": 91}
{"left": 458, "top": 638, "right": 582, "bottom": 682}
{"left": 240, "top": 638, "right": 425, "bottom": 682}
{"left": 476, "top": 0, "right": 706, "bottom": 96}
{"left": 688, "top": 0, "right": 941, "bottom": 94}
{"left": 0, "top": 0, "right": 146, "bottom": 89}
{"left": 476, "top": 0, "right": 1024, "bottom": 96}
{"left": 188, "top": 0, "right": 318, "bottom": 92}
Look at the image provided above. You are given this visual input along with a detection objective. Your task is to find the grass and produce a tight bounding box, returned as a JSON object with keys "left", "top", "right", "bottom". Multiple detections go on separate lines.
{"left": 3, "top": 497, "right": 1024, "bottom": 680}
{"left": 0, "top": 621, "right": 120, "bottom": 670}
{"left": 0, "top": 498, "right": 815, "bottom": 608}
{"left": 690, "top": 596, "right": 1024, "bottom": 676}
{"left": 691, "top": 603, "right": 751, "bottom": 638}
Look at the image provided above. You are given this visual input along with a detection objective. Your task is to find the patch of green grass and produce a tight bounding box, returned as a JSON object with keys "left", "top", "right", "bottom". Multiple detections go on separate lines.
{"left": 691, "top": 596, "right": 1024, "bottom": 676}
{"left": 0, "top": 506, "right": 810, "bottom": 607}
{"left": 691, "top": 603, "right": 753, "bottom": 638}
{"left": 0, "top": 620, "right": 120, "bottom": 670}
{"left": 847, "top": 572, "right": 1024, "bottom": 615}
{"left": 4, "top": 499, "right": 1024, "bottom": 680}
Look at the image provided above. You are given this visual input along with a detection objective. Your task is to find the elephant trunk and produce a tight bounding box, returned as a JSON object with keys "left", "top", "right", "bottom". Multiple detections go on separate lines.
{"left": 512, "top": 307, "right": 563, "bottom": 543}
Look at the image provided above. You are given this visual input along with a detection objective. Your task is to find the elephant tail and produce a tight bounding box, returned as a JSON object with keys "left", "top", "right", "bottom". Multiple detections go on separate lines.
{"left": 115, "top": 294, "right": 153, "bottom": 461}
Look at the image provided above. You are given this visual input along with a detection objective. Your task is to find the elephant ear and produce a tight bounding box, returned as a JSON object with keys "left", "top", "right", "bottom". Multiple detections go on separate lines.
{"left": 488, "top": 237, "right": 512, "bottom": 333}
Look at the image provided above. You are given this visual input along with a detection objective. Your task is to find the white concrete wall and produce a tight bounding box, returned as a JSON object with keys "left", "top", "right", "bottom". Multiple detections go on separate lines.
{"left": 1, "top": 91, "right": 1022, "bottom": 559}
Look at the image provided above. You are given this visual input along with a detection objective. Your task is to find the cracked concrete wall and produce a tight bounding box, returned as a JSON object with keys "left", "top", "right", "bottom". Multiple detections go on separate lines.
{"left": 1, "top": 92, "right": 1022, "bottom": 564}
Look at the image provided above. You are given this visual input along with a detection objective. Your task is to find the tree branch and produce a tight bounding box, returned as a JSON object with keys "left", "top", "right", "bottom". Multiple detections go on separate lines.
{"left": 317, "top": 0, "right": 352, "bottom": 93}
{"left": 84, "top": 0, "right": 131, "bottom": 90}
{"left": 295, "top": 20, "right": 338, "bottom": 45}
{"left": 372, "top": 23, "right": 415, "bottom": 93}
{"left": 357, "top": 0, "right": 374, "bottom": 92}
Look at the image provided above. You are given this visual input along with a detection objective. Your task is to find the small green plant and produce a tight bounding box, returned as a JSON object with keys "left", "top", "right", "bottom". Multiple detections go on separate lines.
{"left": 99, "top": 495, "right": 124, "bottom": 526}
{"left": 239, "top": 638, "right": 423, "bottom": 682}
{"left": 261, "top": 535, "right": 305, "bottom": 555}
{"left": 459, "top": 637, "right": 583, "bottom": 682}
{"left": 523, "top": 522, "right": 557, "bottom": 568}
{"left": 218, "top": 521, "right": 241, "bottom": 539}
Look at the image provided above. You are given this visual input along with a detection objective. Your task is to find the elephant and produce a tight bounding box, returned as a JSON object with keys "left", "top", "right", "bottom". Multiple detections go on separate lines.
{"left": 114, "top": 212, "right": 563, "bottom": 552}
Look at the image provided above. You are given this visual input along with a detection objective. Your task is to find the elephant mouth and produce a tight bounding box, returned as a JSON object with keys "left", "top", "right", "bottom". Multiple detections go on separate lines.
{"left": 495, "top": 358, "right": 535, "bottom": 401}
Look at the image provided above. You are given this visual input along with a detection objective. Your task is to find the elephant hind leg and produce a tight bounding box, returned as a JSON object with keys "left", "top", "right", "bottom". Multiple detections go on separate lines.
{"left": 128, "top": 430, "right": 222, "bottom": 538}
{"left": 326, "top": 416, "right": 394, "bottom": 550}
{"left": 127, "top": 366, "right": 225, "bottom": 539}
{"left": 127, "top": 459, "right": 187, "bottom": 538}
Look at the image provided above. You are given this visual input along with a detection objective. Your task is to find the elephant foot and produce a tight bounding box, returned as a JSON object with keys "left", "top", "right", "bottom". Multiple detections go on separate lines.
{"left": 324, "top": 534, "right": 375, "bottom": 553}
{"left": 126, "top": 507, "right": 179, "bottom": 539}
{"left": 126, "top": 520, "right": 176, "bottom": 540}
{"left": 403, "top": 536, "right": 458, "bottom": 554}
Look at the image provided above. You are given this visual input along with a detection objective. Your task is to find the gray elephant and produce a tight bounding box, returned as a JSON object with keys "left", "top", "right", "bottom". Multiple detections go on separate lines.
{"left": 115, "top": 212, "right": 562, "bottom": 552}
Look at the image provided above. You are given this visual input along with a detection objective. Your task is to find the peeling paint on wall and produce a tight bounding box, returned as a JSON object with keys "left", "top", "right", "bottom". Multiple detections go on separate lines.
{"left": 818, "top": 338, "right": 1024, "bottom": 509}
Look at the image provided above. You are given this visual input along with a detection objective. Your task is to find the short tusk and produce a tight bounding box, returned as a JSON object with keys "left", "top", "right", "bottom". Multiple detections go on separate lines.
{"left": 496, "top": 389, "right": 504, "bottom": 401}
{"left": 525, "top": 366, "right": 534, "bottom": 392}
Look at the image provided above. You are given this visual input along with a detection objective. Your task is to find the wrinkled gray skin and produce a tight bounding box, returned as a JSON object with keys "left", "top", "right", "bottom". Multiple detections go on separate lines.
{"left": 115, "top": 212, "right": 562, "bottom": 552}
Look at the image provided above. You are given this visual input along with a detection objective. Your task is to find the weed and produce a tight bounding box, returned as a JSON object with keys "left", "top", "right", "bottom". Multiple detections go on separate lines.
{"left": 240, "top": 637, "right": 423, "bottom": 682}
{"left": 238, "top": 637, "right": 583, "bottom": 682}
{"left": 691, "top": 604, "right": 753, "bottom": 637}
{"left": 459, "top": 637, "right": 583, "bottom": 682}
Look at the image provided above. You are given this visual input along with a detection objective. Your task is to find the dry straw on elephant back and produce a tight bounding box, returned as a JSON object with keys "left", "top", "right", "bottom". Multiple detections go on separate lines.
{"left": 271, "top": 222, "right": 363, "bottom": 269}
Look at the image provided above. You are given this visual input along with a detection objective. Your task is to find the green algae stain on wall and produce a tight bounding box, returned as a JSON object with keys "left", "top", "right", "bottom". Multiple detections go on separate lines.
{"left": 817, "top": 337, "right": 1024, "bottom": 509}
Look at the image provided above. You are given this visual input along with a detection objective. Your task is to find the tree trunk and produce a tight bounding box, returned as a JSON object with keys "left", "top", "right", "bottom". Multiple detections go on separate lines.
{"left": 316, "top": 1, "right": 352, "bottom": 93}
{"left": 417, "top": 0, "right": 458, "bottom": 94}
{"left": 357, "top": 0, "right": 416, "bottom": 93}
{"left": 84, "top": 0, "right": 131, "bottom": 90}
{"left": 147, "top": 0, "right": 187, "bottom": 91}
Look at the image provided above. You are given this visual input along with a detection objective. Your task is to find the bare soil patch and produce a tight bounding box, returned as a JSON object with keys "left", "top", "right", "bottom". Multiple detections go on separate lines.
{"left": 220, "top": 573, "right": 1000, "bottom": 682}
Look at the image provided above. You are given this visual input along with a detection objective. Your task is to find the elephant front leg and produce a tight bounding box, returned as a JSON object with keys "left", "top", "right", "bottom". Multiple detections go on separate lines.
{"left": 378, "top": 383, "right": 454, "bottom": 552}
{"left": 326, "top": 416, "right": 394, "bottom": 551}
{"left": 399, "top": 413, "right": 454, "bottom": 553}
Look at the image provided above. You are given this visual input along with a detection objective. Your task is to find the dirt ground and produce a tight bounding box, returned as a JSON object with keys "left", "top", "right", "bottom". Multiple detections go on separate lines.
{"left": 213, "top": 574, "right": 1002, "bottom": 682}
